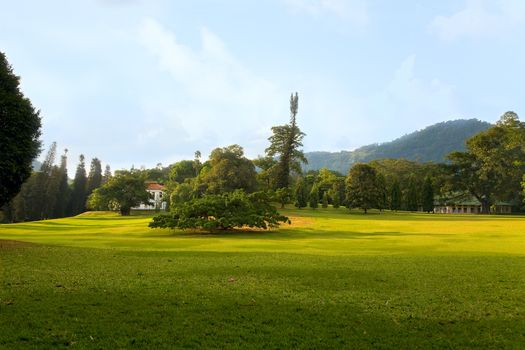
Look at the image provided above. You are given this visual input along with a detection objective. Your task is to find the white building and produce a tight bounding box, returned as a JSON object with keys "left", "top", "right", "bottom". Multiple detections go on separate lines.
{"left": 134, "top": 182, "right": 167, "bottom": 210}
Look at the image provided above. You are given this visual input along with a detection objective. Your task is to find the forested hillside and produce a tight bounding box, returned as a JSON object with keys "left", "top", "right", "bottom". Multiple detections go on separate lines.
{"left": 304, "top": 119, "right": 492, "bottom": 174}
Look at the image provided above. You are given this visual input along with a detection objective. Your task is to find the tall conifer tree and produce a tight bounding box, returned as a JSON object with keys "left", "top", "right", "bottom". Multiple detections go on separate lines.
{"left": 54, "top": 149, "right": 70, "bottom": 218}
{"left": 86, "top": 158, "right": 103, "bottom": 196}
{"left": 266, "top": 93, "right": 307, "bottom": 189}
{"left": 422, "top": 176, "right": 434, "bottom": 213}
{"left": 69, "top": 154, "right": 87, "bottom": 215}
{"left": 390, "top": 180, "right": 401, "bottom": 211}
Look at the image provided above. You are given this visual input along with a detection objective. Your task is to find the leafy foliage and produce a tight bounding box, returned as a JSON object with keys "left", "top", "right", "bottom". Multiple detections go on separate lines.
{"left": 294, "top": 177, "right": 308, "bottom": 209}
{"left": 88, "top": 170, "right": 151, "bottom": 215}
{"left": 346, "top": 163, "right": 381, "bottom": 214}
{"left": 150, "top": 190, "right": 290, "bottom": 231}
{"left": 198, "top": 145, "right": 257, "bottom": 194}
{"left": 0, "top": 52, "right": 42, "bottom": 207}
{"left": 448, "top": 112, "right": 525, "bottom": 213}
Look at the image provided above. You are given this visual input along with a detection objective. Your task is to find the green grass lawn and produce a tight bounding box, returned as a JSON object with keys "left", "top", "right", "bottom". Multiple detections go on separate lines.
{"left": 1, "top": 208, "right": 524, "bottom": 349}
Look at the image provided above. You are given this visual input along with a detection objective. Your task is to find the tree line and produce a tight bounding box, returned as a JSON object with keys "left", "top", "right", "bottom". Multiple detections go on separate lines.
{"left": 1, "top": 142, "right": 111, "bottom": 222}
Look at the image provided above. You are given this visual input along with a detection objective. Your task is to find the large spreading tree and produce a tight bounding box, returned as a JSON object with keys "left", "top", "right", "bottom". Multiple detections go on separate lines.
{"left": 266, "top": 92, "right": 307, "bottom": 189}
{"left": 0, "top": 52, "right": 41, "bottom": 207}
{"left": 150, "top": 190, "right": 289, "bottom": 231}
{"left": 448, "top": 111, "right": 525, "bottom": 213}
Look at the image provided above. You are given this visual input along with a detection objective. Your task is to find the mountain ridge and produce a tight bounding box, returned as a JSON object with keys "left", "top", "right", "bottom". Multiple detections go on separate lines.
{"left": 304, "top": 119, "right": 492, "bottom": 174}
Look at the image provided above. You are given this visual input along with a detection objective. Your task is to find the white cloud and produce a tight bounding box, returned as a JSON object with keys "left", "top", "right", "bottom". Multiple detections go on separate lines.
{"left": 137, "top": 18, "right": 284, "bottom": 159}
{"left": 284, "top": 0, "right": 368, "bottom": 26}
{"left": 429, "top": 0, "right": 525, "bottom": 41}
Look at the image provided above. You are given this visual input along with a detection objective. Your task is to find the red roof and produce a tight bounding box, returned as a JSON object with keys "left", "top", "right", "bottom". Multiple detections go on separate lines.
{"left": 146, "top": 182, "right": 165, "bottom": 191}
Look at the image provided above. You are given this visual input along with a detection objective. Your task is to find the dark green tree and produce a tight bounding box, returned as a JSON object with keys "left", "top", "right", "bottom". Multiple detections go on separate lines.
{"left": 346, "top": 163, "right": 380, "bottom": 214}
{"left": 448, "top": 111, "right": 525, "bottom": 213}
{"left": 266, "top": 92, "right": 307, "bottom": 189}
{"left": 405, "top": 178, "right": 419, "bottom": 211}
{"left": 86, "top": 158, "right": 103, "bottom": 197}
{"left": 376, "top": 174, "right": 388, "bottom": 211}
{"left": 329, "top": 178, "right": 346, "bottom": 209}
{"left": 0, "top": 52, "right": 42, "bottom": 207}
{"left": 294, "top": 177, "right": 308, "bottom": 209}
{"left": 422, "top": 176, "right": 434, "bottom": 213}
{"left": 88, "top": 170, "right": 150, "bottom": 216}
{"left": 38, "top": 142, "right": 57, "bottom": 219}
{"left": 53, "top": 149, "right": 70, "bottom": 218}
{"left": 200, "top": 145, "right": 257, "bottom": 194}
{"left": 321, "top": 191, "right": 328, "bottom": 208}
{"left": 274, "top": 187, "right": 292, "bottom": 209}
{"left": 309, "top": 185, "right": 319, "bottom": 209}
{"left": 69, "top": 154, "right": 87, "bottom": 215}
{"left": 390, "top": 180, "right": 401, "bottom": 211}
{"left": 169, "top": 160, "right": 198, "bottom": 184}
{"left": 102, "top": 165, "right": 112, "bottom": 184}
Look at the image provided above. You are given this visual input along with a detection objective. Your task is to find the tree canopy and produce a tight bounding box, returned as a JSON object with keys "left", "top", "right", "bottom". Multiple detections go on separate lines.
{"left": 150, "top": 190, "right": 289, "bottom": 231}
{"left": 88, "top": 170, "right": 151, "bottom": 216}
{"left": 448, "top": 111, "right": 525, "bottom": 213}
{"left": 199, "top": 145, "right": 257, "bottom": 194}
{"left": 346, "top": 163, "right": 382, "bottom": 214}
{"left": 0, "top": 52, "right": 42, "bottom": 207}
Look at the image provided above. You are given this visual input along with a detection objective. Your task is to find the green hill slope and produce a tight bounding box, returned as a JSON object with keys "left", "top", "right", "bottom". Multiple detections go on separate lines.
{"left": 304, "top": 119, "right": 491, "bottom": 174}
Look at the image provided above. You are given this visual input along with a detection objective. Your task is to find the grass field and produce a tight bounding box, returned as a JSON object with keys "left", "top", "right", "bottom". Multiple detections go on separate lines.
{"left": 1, "top": 208, "right": 524, "bottom": 349}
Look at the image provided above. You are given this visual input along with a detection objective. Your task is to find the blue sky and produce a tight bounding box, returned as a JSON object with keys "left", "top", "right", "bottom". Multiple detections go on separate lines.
{"left": 2, "top": 0, "right": 524, "bottom": 172}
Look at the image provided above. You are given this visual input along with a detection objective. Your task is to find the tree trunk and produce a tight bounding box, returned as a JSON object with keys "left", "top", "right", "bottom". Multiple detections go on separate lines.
{"left": 120, "top": 206, "right": 131, "bottom": 216}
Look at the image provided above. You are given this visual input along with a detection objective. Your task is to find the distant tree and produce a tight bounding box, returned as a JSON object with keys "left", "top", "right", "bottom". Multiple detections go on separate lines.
{"left": 102, "top": 165, "right": 112, "bottom": 184}
{"left": 376, "top": 174, "right": 388, "bottom": 211}
{"left": 316, "top": 168, "right": 338, "bottom": 198}
{"left": 329, "top": 178, "right": 346, "bottom": 209}
{"left": 405, "top": 178, "right": 419, "bottom": 212}
{"left": 169, "top": 160, "right": 198, "bottom": 184}
{"left": 200, "top": 145, "right": 258, "bottom": 194}
{"left": 86, "top": 158, "right": 103, "bottom": 196}
{"left": 53, "top": 149, "right": 70, "bottom": 218}
{"left": 321, "top": 191, "right": 328, "bottom": 208}
{"left": 253, "top": 156, "right": 278, "bottom": 190}
{"left": 266, "top": 92, "right": 307, "bottom": 189}
{"left": 390, "top": 180, "right": 401, "bottom": 211}
{"left": 88, "top": 170, "right": 151, "bottom": 215}
{"left": 422, "top": 176, "right": 434, "bottom": 213}
{"left": 150, "top": 190, "right": 289, "bottom": 231}
{"left": 69, "top": 154, "right": 87, "bottom": 215}
{"left": 0, "top": 52, "right": 42, "bottom": 208}
{"left": 346, "top": 163, "right": 380, "bottom": 214}
{"left": 169, "top": 182, "right": 194, "bottom": 206}
{"left": 38, "top": 142, "right": 58, "bottom": 219}
{"left": 274, "top": 187, "right": 292, "bottom": 209}
{"left": 193, "top": 150, "right": 202, "bottom": 176}
{"left": 309, "top": 185, "right": 319, "bottom": 209}
{"left": 294, "top": 177, "right": 308, "bottom": 209}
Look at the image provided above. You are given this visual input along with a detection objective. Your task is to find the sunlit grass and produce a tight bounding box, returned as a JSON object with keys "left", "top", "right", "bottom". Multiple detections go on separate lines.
{"left": 1, "top": 209, "right": 524, "bottom": 348}
{"left": 1, "top": 208, "right": 524, "bottom": 256}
